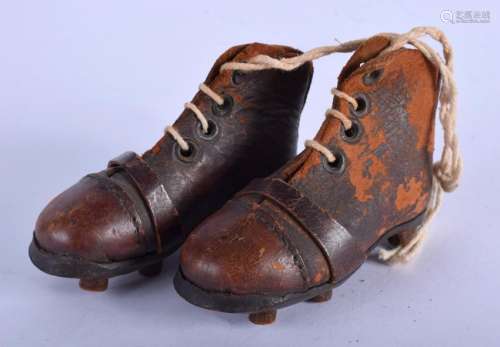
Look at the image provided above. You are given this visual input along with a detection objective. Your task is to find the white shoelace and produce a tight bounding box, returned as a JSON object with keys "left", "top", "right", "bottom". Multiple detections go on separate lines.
{"left": 304, "top": 88, "right": 358, "bottom": 163}
{"left": 165, "top": 83, "right": 224, "bottom": 152}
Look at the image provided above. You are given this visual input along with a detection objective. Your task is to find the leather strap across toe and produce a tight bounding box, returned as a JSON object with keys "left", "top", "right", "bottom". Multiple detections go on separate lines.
{"left": 238, "top": 178, "right": 366, "bottom": 282}
{"left": 175, "top": 27, "right": 461, "bottom": 325}
{"left": 29, "top": 43, "right": 314, "bottom": 291}
{"left": 106, "top": 151, "right": 180, "bottom": 253}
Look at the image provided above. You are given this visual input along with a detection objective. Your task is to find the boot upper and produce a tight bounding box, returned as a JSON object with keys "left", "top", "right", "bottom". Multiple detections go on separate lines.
{"left": 180, "top": 37, "right": 440, "bottom": 296}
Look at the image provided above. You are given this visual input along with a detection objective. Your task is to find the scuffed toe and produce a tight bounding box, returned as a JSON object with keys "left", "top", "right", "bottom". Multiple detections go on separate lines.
{"left": 180, "top": 199, "right": 307, "bottom": 296}
{"left": 34, "top": 174, "right": 146, "bottom": 263}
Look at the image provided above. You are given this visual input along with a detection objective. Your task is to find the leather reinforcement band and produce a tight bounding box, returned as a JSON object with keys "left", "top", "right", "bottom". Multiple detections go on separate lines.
{"left": 107, "top": 151, "right": 179, "bottom": 253}
{"left": 237, "top": 178, "right": 365, "bottom": 283}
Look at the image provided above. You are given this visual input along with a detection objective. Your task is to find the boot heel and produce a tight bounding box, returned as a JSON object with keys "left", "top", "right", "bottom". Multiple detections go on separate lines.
{"left": 387, "top": 228, "right": 420, "bottom": 248}
{"left": 139, "top": 261, "right": 163, "bottom": 277}
{"left": 377, "top": 211, "right": 427, "bottom": 263}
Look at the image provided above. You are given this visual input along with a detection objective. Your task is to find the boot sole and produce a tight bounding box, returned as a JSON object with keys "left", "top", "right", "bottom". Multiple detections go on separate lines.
{"left": 29, "top": 236, "right": 177, "bottom": 282}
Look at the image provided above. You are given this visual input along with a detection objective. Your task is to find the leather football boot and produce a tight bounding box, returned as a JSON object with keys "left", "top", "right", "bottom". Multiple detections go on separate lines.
{"left": 175, "top": 28, "right": 461, "bottom": 324}
{"left": 29, "top": 43, "right": 313, "bottom": 291}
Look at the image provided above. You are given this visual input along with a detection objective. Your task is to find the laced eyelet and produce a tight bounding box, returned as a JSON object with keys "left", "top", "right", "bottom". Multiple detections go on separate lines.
{"left": 174, "top": 140, "right": 198, "bottom": 163}
{"left": 350, "top": 93, "right": 370, "bottom": 117}
{"left": 322, "top": 149, "right": 346, "bottom": 174}
{"left": 341, "top": 119, "right": 363, "bottom": 143}
{"left": 212, "top": 95, "right": 234, "bottom": 116}
{"left": 363, "top": 68, "right": 384, "bottom": 85}
{"left": 232, "top": 71, "right": 244, "bottom": 85}
{"left": 196, "top": 119, "right": 218, "bottom": 140}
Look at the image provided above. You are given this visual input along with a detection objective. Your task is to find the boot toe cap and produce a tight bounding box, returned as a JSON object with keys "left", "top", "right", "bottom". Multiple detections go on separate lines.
{"left": 34, "top": 175, "right": 144, "bottom": 262}
{"left": 180, "top": 200, "right": 306, "bottom": 296}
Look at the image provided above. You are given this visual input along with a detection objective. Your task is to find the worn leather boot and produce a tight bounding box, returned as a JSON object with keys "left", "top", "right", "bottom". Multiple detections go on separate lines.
{"left": 29, "top": 43, "right": 313, "bottom": 291}
{"left": 175, "top": 29, "right": 460, "bottom": 324}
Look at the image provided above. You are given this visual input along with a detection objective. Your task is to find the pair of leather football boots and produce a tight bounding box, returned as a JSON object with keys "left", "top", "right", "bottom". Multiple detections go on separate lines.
{"left": 30, "top": 27, "right": 461, "bottom": 325}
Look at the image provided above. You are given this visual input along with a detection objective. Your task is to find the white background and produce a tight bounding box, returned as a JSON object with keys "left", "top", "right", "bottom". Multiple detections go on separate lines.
{"left": 1, "top": 1, "right": 499, "bottom": 346}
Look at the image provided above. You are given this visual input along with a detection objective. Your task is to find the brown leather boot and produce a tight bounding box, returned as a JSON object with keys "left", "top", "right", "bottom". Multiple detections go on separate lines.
{"left": 29, "top": 43, "right": 313, "bottom": 291}
{"left": 175, "top": 28, "right": 461, "bottom": 324}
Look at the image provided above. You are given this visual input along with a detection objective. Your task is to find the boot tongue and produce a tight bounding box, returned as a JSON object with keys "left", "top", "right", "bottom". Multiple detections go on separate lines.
{"left": 338, "top": 36, "right": 391, "bottom": 83}
{"left": 287, "top": 36, "right": 392, "bottom": 181}
{"left": 203, "top": 44, "right": 248, "bottom": 83}
{"left": 204, "top": 43, "right": 303, "bottom": 84}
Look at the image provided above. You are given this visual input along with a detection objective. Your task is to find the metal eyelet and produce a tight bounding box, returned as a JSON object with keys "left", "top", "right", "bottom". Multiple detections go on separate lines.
{"left": 350, "top": 93, "right": 370, "bottom": 117}
{"left": 321, "top": 148, "right": 346, "bottom": 175}
{"left": 341, "top": 119, "right": 363, "bottom": 143}
{"left": 196, "top": 119, "right": 219, "bottom": 140}
{"left": 363, "top": 68, "right": 384, "bottom": 86}
{"left": 232, "top": 70, "right": 244, "bottom": 85}
{"left": 174, "top": 140, "right": 198, "bottom": 163}
{"left": 212, "top": 95, "right": 233, "bottom": 117}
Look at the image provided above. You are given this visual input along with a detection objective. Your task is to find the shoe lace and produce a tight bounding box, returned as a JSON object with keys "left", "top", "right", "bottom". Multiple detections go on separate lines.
{"left": 304, "top": 88, "right": 358, "bottom": 163}
{"left": 165, "top": 83, "right": 224, "bottom": 152}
